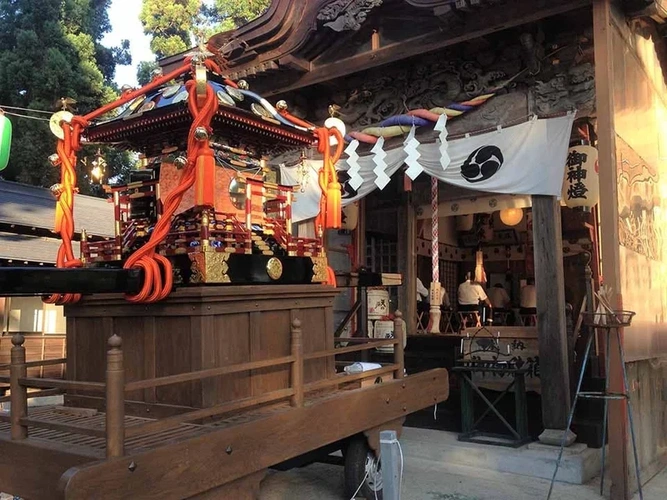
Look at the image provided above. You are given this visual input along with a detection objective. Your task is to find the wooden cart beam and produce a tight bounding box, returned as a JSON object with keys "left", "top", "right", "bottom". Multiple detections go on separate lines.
{"left": 0, "top": 268, "right": 144, "bottom": 296}
{"left": 59, "top": 369, "right": 449, "bottom": 500}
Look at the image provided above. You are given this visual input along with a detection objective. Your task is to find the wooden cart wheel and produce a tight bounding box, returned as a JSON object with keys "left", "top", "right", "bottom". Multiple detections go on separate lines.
{"left": 344, "top": 436, "right": 383, "bottom": 499}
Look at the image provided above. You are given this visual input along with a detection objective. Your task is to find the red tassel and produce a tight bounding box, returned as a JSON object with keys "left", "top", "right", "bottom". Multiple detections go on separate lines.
{"left": 195, "top": 147, "right": 215, "bottom": 207}
{"left": 326, "top": 181, "right": 342, "bottom": 228}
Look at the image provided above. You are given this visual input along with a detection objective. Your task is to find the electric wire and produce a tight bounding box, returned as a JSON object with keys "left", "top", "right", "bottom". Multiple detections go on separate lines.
{"left": 0, "top": 104, "right": 54, "bottom": 114}
{"left": 397, "top": 439, "right": 404, "bottom": 498}
{"left": 349, "top": 469, "right": 369, "bottom": 500}
{"left": 1, "top": 111, "right": 51, "bottom": 122}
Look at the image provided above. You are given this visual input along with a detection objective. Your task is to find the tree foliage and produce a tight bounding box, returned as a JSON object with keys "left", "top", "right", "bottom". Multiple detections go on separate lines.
{"left": 210, "top": 0, "right": 271, "bottom": 32}
{"left": 139, "top": 0, "right": 201, "bottom": 60}
{"left": 136, "top": 60, "right": 160, "bottom": 87}
{"left": 0, "top": 0, "right": 133, "bottom": 194}
{"left": 139, "top": 0, "right": 270, "bottom": 63}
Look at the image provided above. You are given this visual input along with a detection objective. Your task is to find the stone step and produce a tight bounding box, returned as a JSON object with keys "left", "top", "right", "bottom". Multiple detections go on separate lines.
{"left": 400, "top": 427, "right": 603, "bottom": 484}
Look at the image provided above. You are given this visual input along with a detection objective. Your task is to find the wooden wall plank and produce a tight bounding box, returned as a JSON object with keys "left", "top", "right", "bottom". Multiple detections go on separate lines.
{"left": 155, "top": 316, "right": 192, "bottom": 407}
{"left": 202, "top": 313, "right": 251, "bottom": 407}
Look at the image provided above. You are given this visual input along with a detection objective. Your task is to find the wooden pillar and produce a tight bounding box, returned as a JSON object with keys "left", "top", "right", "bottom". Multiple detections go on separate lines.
{"left": 531, "top": 195, "right": 573, "bottom": 445}
{"left": 10, "top": 333, "right": 27, "bottom": 440}
{"left": 393, "top": 311, "right": 405, "bottom": 379}
{"left": 106, "top": 334, "right": 125, "bottom": 458}
{"left": 290, "top": 318, "right": 304, "bottom": 407}
{"left": 398, "top": 194, "right": 417, "bottom": 336}
{"left": 593, "top": 1, "right": 628, "bottom": 496}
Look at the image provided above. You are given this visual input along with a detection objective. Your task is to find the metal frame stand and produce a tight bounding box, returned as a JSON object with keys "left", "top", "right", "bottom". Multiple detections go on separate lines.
{"left": 547, "top": 311, "right": 642, "bottom": 500}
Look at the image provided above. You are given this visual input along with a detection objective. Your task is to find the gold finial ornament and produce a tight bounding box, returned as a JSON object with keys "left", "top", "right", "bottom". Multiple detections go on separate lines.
{"left": 191, "top": 31, "right": 214, "bottom": 64}
{"left": 237, "top": 80, "right": 249, "bottom": 90}
{"left": 57, "top": 97, "right": 77, "bottom": 112}
{"left": 276, "top": 100, "right": 288, "bottom": 111}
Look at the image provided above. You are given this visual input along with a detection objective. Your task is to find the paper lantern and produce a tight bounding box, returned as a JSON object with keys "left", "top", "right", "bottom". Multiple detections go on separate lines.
{"left": 499, "top": 208, "right": 523, "bottom": 227}
{"left": 0, "top": 113, "right": 12, "bottom": 171}
{"left": 562, "top": 144, "right": 599, "bottom": 209}
{"left": 341, "top": 202, "right": 359, "bottom": 230}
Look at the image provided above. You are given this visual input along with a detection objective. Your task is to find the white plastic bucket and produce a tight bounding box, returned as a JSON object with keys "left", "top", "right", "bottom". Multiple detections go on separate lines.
{"left": 367, "top": 289, "right": 390, "bottom": 319}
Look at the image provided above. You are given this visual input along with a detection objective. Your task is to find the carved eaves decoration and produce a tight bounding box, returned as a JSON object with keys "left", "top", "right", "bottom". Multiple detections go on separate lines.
{"left": 317, "top": 0, "right": 384, "bottom": 32}
{"left": 194, "top": 0, "right": 591, "bottom": 89}
{"left": 260, "top": 18, "right": 591, "bottom": 158}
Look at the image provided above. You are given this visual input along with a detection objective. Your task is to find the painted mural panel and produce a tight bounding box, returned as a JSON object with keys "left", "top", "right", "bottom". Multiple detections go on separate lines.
{"left": 611, "top": 21, "right": 667, "bottom": 361}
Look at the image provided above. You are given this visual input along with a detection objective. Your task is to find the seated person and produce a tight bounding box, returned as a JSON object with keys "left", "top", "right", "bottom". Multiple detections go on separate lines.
{"left": 457, "top": 272, "right": 492, "bottom": 322}
{"left": 520, "top": 277, "right": 537, "bottom": 315}
{"left": 488, "top": 283, "right": 511, "bottom": 311}
{"left": 416, "top": 277, "right": 430, "bottom": 316}
{"left": 440, "top": 284, "right": 451, "bottom": 310}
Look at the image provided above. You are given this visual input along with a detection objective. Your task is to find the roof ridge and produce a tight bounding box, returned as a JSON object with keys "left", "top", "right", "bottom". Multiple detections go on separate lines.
{"left": 0, "top": 179, "right": 110, "bottom": 204}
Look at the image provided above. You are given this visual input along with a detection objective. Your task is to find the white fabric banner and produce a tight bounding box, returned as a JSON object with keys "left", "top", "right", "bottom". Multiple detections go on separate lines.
{"left": 280, "top": 114, "right": 574, "bottom": 223}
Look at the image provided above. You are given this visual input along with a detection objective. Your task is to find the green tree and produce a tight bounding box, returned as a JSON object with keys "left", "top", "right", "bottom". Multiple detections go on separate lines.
{"left": 139, "top": 0, "right": 270, "bottom": 61}
{"left": 0, "top": 0, "right": 133, "bottom": 194}
{"left": 209, "top": 0, "right": 270, "bottom": 32}
{"left": 140, "top": 0, "right": 201, "bottom": 59}
{"left": 136, "top": 60, "right": 160, "bottom": 86}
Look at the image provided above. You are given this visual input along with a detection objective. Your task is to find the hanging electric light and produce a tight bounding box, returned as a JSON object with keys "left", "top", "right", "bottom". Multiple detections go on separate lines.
{"left": 499, "top": 207, "right": 524, "bottom": 227}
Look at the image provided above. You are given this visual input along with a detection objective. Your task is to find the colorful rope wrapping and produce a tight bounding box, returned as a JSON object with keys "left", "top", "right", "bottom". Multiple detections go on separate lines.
{"left": 344, "top": 93, "right": 495, "bottom": 144}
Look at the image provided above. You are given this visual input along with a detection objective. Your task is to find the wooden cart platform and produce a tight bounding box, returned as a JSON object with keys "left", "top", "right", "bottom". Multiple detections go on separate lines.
{"left": 0, "top": 369, "right": 448, "bottom": 500}
{"left": 0, "top": 286, "right": 449, "bottom": 499}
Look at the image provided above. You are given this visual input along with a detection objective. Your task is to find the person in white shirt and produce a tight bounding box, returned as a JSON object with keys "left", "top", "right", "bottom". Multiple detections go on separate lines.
{"left": 520, "top": 277, "right": 537, "bottom": 314}
{"left": 416, "top": 277, "right": 429, "bottom": 303}
{"left": 488, "top": 283, "right": 511, "bottom": 310}
{"left": 458, "top": 272, "right": 492, "bottom": 313}
{"left": 417, "top": 278, "right": 450, "bottom": 308}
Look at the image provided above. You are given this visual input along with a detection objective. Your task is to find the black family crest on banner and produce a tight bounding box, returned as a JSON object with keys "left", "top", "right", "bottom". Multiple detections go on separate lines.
{"left": 461, "top": 145, "right": 505, "bottom": 183}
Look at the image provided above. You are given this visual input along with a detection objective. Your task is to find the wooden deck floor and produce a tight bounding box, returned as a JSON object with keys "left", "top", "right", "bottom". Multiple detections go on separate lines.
{"left": 0, "top": 406, "right": 214, "bottom": 458}
{"left": 0, "top": 391, "right": 342, "bottom": 459}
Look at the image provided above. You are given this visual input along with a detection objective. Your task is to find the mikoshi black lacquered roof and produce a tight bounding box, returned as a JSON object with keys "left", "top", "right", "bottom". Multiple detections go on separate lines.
{"left": 84, "top": 73, "right": 316, "bottom": 157}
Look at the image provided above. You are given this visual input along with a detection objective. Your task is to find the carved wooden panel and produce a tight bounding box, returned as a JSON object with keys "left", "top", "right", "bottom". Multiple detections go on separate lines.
{"left": 286, "top": 18, "right": 595, "bottom": 134}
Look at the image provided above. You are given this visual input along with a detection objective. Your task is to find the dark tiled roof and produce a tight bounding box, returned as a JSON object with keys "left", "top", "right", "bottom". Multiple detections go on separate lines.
{"left": 0, "top": 232, "right": 61, "bottom": 264}
{"left": 0, "top": 180, "right": 114, "bottom": 238}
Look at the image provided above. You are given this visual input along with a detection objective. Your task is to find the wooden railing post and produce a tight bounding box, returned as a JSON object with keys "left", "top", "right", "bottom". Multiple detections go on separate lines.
{"left": 10, "top": 333, "right": 27, "bottom": 440}
{"left": 393, "top": 311, "right": 405, "bottom": 379}
{"left": 106, "top": 334, "right": 124, "bottom": 458}
{"left": 290, "top": 318, "right": 304, "bottom": 408}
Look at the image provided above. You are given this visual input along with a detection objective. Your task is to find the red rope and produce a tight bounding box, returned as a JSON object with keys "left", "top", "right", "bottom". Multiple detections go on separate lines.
{"left": 43, "top": 125, "right": 83, "bottom": 305}
{"left": 122, "top": 80, "right": 219, "bottom": 302}
{"left": 44, "top": 57, "right": 232, "bottom": 303}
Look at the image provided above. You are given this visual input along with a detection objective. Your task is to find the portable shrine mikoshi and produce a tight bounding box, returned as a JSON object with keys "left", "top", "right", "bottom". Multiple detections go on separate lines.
{"left": 0, "top": 46, "right": 449, "bottom": 500}
{"left": 0, "top": 45, "right": 344, "bottom": 301}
